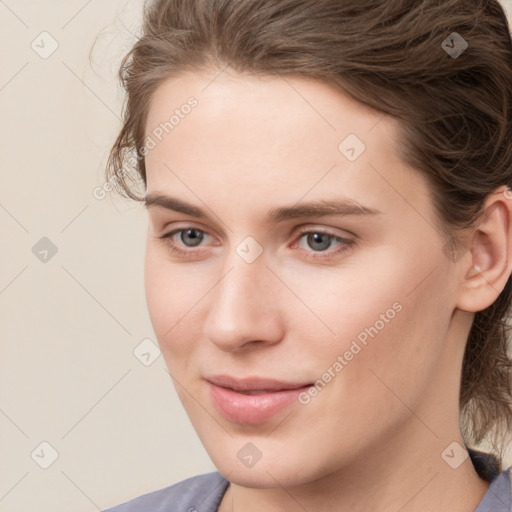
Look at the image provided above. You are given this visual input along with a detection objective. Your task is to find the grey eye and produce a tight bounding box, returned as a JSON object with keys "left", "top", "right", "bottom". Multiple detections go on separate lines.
{"left": 179, "top": 229, "right": 204, "bottom": 247}
{"left": 305, "top": 233, "right": 333, "bottom": 251}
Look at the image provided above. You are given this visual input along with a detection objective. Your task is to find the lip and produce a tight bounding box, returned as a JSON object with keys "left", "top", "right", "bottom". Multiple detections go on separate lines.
{"left": 205, "top": 375, "right": 312, "bottom": 424}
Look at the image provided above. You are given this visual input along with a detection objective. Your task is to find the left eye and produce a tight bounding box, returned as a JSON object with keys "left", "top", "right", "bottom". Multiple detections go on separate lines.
{"left": 176, "top": 228, "right": 205, "bottom": 247}
{"left": 297, "top": 232, "right": 342, "bottom": 252}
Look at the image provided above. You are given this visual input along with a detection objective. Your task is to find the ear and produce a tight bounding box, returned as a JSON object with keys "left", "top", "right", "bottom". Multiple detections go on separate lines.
{"left": 456, "top": 185, "right": 512, "bottom": 313}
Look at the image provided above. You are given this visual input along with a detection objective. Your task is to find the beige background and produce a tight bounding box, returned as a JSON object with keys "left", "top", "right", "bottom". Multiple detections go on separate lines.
{"left": 1, "top": 1, "right": 512, "bottom": 511}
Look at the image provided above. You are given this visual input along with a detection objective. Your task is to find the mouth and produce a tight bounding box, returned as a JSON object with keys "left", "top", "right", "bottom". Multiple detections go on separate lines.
{"left": 206, "top": 374, "right": 312, "bottom": 391}
{"left": 205, "top": 375, "right": 313, "bottom": 424}
{"left": 235, "top": 389, "right": 282, "bottom": 395}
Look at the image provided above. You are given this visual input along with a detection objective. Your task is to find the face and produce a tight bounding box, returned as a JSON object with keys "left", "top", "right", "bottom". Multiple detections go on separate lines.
{"left": 143, "top": 68, "right": 460, "bottom": 487}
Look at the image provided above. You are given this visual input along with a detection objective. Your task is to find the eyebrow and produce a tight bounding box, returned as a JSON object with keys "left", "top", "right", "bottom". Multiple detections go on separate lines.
{"left": 144, "top": 193, "right": 381, "bottom": 223}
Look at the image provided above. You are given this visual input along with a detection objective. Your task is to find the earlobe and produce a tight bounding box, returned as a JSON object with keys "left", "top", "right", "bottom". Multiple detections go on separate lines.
{"left": 456, "top": 186, "right": 512, "bottom": 313}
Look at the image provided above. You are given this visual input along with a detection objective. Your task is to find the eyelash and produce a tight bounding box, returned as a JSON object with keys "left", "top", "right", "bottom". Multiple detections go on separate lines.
{"left": 159, "top": 227, "right": 355, "bottom": 261}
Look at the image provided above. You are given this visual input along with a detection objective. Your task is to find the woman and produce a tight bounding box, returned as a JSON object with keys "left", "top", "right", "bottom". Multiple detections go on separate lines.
{"left": 103, "top": 0, "right": 512, "bottom": 510}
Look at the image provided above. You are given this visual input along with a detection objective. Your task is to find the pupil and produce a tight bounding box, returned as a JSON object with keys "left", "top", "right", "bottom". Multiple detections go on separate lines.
{"left": 181, "top": 229, "right": 203, "bottom": 247}
{"left": 307, "top": 233, "right": 331, "bottom": 251}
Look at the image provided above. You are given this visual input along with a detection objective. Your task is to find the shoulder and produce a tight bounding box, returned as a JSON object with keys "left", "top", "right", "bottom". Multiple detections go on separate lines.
{"left": 474, "top": 466, "right": 512, "bottom": 512}
{"left": 467, "top": 448, "right": 512, "bottom": 511}
{"left": 102, "top": 471, "right": 229, "bottom": 512}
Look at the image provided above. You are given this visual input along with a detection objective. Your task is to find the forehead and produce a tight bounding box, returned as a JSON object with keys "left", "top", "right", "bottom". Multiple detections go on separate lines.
{"left": 145, "top": 68, "right": 389, "bottom": 143}
{"left": 143, "top": 69, "right": 432, "bottom": 228}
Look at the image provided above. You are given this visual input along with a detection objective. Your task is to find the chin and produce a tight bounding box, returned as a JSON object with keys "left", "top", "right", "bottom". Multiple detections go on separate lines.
{"left": 203, "top": 439, "right": 322, "bottom": 489}
{"left": 216, "top": 461, "right": 308, "bottom": 489}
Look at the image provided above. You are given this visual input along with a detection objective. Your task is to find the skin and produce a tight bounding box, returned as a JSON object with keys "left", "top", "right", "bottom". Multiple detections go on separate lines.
{"left": 142, "top": 68, "right": 512, "bottom": 512}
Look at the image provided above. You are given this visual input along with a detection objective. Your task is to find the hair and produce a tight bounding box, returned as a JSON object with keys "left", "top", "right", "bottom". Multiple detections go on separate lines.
{"left": 106, "top": 0, "right": 512, "bottom": 468}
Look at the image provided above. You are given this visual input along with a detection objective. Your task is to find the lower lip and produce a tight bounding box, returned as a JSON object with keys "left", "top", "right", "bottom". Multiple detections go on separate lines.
{"left": 208, "top": 382, "right": 311, "bottom": 424}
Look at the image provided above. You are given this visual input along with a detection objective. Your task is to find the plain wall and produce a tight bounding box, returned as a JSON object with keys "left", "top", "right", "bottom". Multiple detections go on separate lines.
{"left": 1, "top": 1, "right": 512, "bottom": 511}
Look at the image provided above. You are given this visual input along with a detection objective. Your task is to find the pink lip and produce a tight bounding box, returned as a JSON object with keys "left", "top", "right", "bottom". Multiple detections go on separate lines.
{"left": 206, "top": 375, "right": 312, "bottom": 424}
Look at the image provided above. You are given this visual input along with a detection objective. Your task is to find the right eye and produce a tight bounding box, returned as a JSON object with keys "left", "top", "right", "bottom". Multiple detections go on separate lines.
{"left": 172, "top": 228, "right": 206, "bottom": 247}
{"left": 158, "top": 226, "right": 217, "bottom": 257}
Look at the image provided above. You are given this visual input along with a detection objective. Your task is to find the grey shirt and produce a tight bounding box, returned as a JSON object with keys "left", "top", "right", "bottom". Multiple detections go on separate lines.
{"left": 103, "top": 450, "right": 512, "bottom": 512}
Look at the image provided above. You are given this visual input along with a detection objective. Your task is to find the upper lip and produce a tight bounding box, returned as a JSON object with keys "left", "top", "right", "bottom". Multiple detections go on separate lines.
{"left": 206, "top": 374, "right": 312, "bottom": 392}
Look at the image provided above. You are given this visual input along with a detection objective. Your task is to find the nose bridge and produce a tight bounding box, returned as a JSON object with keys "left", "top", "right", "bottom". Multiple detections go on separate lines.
{"left": 212, "top": 254, "right": 267, "bottom": 324}
{"left": 203, "top": 248, "right": 282, "bottom": 350}
{"left": 219, "top": 262, "right": 261, "bottom": 314}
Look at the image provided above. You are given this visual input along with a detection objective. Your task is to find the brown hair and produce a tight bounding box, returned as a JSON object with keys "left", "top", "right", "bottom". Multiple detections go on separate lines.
{"left": 106, "top": 0, "right": 512, "bottom": 466}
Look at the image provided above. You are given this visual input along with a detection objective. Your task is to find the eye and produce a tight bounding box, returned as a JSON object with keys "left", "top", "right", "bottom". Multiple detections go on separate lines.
{"left": 177, "top": 228, "right": 205, "bottom": 247}
{"left": 293, "top": 229, "right": 355, "bottom": 260}
{"left": 300, "top": 232, "right": 337, "bottom": 251}
{"left": 158, "top": 227, "right": 213, "bottom": 256}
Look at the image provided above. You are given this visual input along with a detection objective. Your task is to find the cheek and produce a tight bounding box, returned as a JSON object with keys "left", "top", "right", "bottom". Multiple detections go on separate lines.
{"left": 330, "top": 266, "right": 452, "bottom": 423}
{"left": 145, "top": 246, "right": 172, "bottom": 331}
{"left": 144, "top": 246, "right": 196, "bottom": 355}
{"left": 275, "top": 254, "right": 410, "bottom": 351}
{"left": 288, "top": 246, "right": 450, "bottom": 385}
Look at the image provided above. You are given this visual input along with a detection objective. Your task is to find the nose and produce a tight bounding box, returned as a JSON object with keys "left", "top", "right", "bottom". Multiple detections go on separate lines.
{"left": 202, "top": 254, "right": 285, "bottom": 352}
